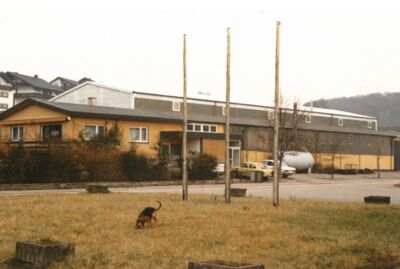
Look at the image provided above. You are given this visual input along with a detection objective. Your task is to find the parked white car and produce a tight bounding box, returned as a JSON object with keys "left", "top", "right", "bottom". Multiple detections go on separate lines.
{"left": 262, "top": 159, "right": 296, "bottom": 178}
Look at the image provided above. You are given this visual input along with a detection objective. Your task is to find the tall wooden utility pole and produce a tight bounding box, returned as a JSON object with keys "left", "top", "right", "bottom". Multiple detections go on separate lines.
{"left": 182, "top": 34, "right": 188, "bottom": 201}
{"left": 273, "top": 21, "right": 281, "bottom": 207}
{"left": 225, "top": 27, "right": 231, "bottom": 203}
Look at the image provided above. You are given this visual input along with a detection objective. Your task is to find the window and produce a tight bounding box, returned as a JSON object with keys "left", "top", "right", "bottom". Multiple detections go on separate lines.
{"left": 268, "top": 111, "right": 274, "bottom": 120}
{"left": 229, "top": 140, "right": 241, "bottom": 147}
{"left": 42, "top": 124, "right": 62, "bottom": 143}
{"left": 172, "top": 101, "right": 180, "bottom": 112}
{"left": 0, "top": 103, "right": 8, "bottom": 109}
{"left": 305, "top": 114, "right": 312, "bottom": 123}
{"left": 187, "top": 123, "right": 217, "bottom": 133}
{"left": 83, "top": 125, "right": 105, "bottom": 140}
{"left": 171, "top": 143, "right": 181, "bottom": 156}
{"left": 130, "top": 127, "right": 148, "bottom": 142}
{"left": 368, "top": 121, "right": 373, "bottom": 129}
{"left": 338, "top": 118, "right": 343, "bottom": 126}
{"left": 11, "top": 126, "right": 23, "bottom": 141}
{"left": 0, "top": 91, "right": 8, "bottom": 98}
{"left": 349, "top": 134, "right": 353, "bottom": 145}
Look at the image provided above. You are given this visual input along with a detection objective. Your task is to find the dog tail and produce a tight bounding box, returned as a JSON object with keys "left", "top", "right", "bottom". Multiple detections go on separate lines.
{"left": 155, "top": 200, "right": 161, "bottom": 210}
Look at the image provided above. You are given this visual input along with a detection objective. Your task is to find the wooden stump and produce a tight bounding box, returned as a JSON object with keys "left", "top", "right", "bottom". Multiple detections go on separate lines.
{"left": 231, "top": 188, "right": 247, "bottom": 197}
{"left": 86, "top": 184, "right": 109, "bottom": 193}
{"left": 188, "top": 260, "right": 265, "bottom": 269}
{"left": 364, "top": 196, "right": 390, "bottom": 204}
{"left": 15, "top": 240, "right": 75, "bottom": 267}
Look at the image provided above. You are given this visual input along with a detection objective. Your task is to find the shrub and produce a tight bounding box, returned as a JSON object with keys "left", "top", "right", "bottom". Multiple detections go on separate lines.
{"left": 121, "top": 147, "right": 154, "bottom": 181}
{"left": 188, "top": 153, "right": 217, "bottom": 180}
{"left": 0, "top": 143, "right": 82, "bottom": 183}
{"left": 311, "top": 163, "right": 325, "bottom": 173}
{"left": 76, "top": 123, "right": 124, "bottom": 181}
{"left": 359, "top": 168, "right": 374, "bottom": 174}
{"left": 77, "top": 143, "right": 123, "bottom": 182}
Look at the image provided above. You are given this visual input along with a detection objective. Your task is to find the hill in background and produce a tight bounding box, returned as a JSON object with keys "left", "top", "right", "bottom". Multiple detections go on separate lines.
{"left": 304, "top": 92, "right": 400, "bottom": 130}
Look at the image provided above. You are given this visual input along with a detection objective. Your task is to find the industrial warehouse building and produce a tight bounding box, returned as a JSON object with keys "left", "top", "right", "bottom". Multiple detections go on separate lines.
{"left": 0, "top": 81, "right": 398, "bottom": 171}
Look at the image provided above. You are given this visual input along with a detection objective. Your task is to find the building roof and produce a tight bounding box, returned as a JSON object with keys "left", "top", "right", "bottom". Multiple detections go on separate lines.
{"left": 301, "top": 106, "right": 375, "bottom": 119}
{"left": 50, "top": 81, "right": 376, "bottom": 120}
{"left": 0, "top": 98, "right": 397, "bottom": 137}
{"left": 50, "top": 76, "right": 79, "bottom": 86}
{"left": 6, "top": 72, "right": 63, "bottom": 92}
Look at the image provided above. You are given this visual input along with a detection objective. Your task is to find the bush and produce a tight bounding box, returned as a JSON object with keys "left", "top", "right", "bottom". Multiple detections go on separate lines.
{"left": 121, "top": 147, "right": 153, "bottom": 181}
{"left": 311, "top": 163, "right": 325, "bottom": 173}
{"left": 0, "top": 143, "right": 82, "bottom": 183}
{"left": 336, "top": 169, "right": 358, "bottom": 175}
{"left": 188, "top": 153, "right": 217, "bottom": 180}
{"left": 0, "top": 123, "right": 168, "bottom": 183}
{"left": 78, "top": 144, "right": 123, "bottom": 181}
{"left": 358, "top": 168, "right": 374, "bottom": 174}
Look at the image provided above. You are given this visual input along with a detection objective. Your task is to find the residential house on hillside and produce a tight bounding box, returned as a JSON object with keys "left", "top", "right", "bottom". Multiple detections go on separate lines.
{"left": 0, "top": 81, "right": 398, "bottom": 171}
{"left": 1, "top": 72, "right": 63, "bottom": 105}
{"left": 50, "top": 77, "right": 79, "bottom": 91}
{"left": 50, "top": 76, "right": 94, "bottom": 91}
{"left": 0, "top": 72, "right": 15, "bottom": 112}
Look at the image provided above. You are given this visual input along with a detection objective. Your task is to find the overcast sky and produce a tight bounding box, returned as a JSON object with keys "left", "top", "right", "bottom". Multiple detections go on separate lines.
{"left": 1, "top": 1, "right": 400, "bottom": 106}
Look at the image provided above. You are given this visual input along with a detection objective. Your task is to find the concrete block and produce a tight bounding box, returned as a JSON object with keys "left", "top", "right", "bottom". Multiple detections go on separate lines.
{"left": 188, "top": 260, "right": 265, "bottom": 269}
{"left": 15, "top": 240, "right": 75, "bottom": 267}
{"left": 231, "top": 188, "right": 247, "bottom": 197}
{"left": 364, "top": 196, "right": 390, "bottom": 204}
{"left": 86, "top": 184, "right": 109, "bottom": 193}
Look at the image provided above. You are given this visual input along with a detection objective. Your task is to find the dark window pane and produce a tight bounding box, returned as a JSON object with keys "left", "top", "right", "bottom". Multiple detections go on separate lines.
{"left": 97, "top": 126, "right": 105, "bottom": 136}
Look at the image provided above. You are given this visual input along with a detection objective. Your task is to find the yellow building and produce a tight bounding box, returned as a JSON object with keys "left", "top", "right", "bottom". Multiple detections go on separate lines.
{"left": 0, "top": 96, "right": 397, "bottom": 171}
{"left": 0, "top": 99, "right": 229, "bottom": 162}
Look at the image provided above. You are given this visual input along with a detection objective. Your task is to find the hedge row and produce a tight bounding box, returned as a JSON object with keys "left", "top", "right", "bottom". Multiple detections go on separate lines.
{"left": 0, "top": 126, "right": 218, "bottom": 183}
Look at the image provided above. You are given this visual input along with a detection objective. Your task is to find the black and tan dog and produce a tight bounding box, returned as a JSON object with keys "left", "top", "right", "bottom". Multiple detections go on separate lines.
{"left": 135, "top": 201, "right": 161, "bottom": 229}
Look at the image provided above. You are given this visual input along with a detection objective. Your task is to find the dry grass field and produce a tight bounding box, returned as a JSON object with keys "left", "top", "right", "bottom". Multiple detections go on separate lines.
{"left": 0, "top": 193, "right": 399, "bottom": 269}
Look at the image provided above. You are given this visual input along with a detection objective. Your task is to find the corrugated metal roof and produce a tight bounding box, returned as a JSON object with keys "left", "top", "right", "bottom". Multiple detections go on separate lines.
{"left": 52, "top": 82, "right": 376, "bottom": 119}
{"left": 0, "top": 99, "right": 397, "bottom": 137}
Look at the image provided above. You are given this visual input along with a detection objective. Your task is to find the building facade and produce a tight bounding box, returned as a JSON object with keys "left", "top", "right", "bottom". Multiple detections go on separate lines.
{"left": 0, "top": 81, "right": 397, "bottom": 171}
{"left": 0, "top": 72, "right": 64, "bottom": 105}
{"left": 0, "top": 73, "right": 15, "bottom": 112}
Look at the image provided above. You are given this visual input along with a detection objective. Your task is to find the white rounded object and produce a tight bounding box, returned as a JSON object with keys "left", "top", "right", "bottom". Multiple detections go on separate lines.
{"left": 283, "top": 151, "right": 314, "bottom": 171}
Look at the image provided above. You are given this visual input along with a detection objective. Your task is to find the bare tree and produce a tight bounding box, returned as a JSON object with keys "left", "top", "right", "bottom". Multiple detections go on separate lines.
{"left": 268, "top": 99, "right": 306, "bottom": 179}
{"left": 374, "top": 136, "right": 385, "bottom": 179}
{"left": 327, "top": 134, "right": 343, "bottom": 180}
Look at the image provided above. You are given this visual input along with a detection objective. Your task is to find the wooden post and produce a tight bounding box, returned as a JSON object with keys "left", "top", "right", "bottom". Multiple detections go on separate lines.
{"left": 273, "top": 21, "right": 281, "bottom": 207}
{"left": 225, "top": 27, "right": 231, "bottom": 203}
{"left": 182, "top": 34, "right": 188, "bottom": 201}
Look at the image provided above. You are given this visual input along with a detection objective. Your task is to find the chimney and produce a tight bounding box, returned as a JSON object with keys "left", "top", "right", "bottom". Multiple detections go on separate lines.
{"left": 34, "top": 74, "right": 38, "bottom": 79}
{"left": 88, "top": 97, "right": 97, "bottom": 106}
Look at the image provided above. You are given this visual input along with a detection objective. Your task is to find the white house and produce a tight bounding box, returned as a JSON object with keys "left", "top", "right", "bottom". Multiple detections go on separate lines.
{"left": 0, "top": 73, "right": 15, "bottom": 111}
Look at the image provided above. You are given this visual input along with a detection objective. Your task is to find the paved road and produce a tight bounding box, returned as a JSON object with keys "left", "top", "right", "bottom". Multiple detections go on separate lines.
{"left": 111, "top": 179, "right": 400, "bottom": 204}
{"left": 1, "top": 174, "right": 400, "bottom": 204}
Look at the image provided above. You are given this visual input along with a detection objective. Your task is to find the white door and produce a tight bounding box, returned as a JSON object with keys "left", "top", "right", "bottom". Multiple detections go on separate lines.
{"left": 229, "top": 148, "right": 240, "bottom": 167}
